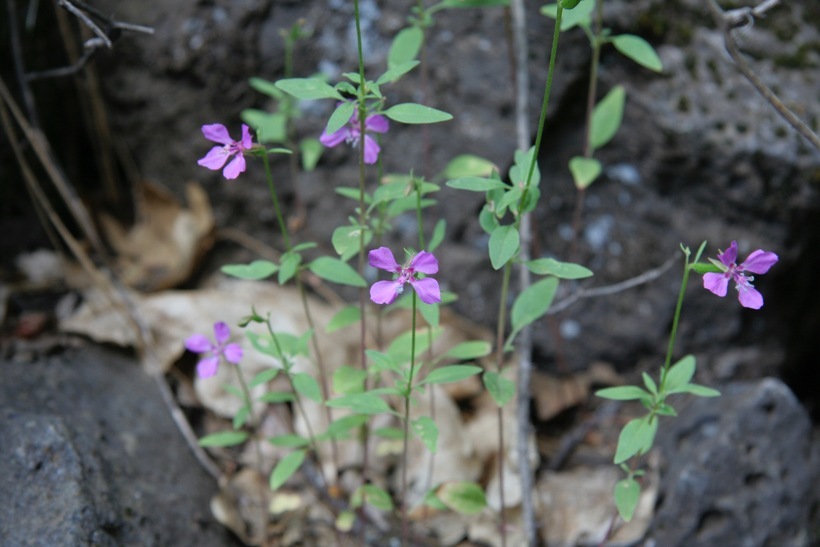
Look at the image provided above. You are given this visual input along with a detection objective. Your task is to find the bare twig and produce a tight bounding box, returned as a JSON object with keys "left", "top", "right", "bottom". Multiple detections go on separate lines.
{"left": 706, "top": 0, "right": 820, "bottom": 151}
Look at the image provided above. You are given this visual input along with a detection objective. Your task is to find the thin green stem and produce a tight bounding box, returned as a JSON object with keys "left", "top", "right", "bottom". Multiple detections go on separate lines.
{"left": 231, "top": 363, "right": 263, "bottom": 471}
{"left": 661, "top": 251, "right": 693, "bottom": 387}
{"left": 261, "top": 152, "right": 291, "bottom": 250}
{"left": 492, "top": 261, "right": 512, "bottom": 547}
{"left": 401, "top": 292, "right": 419, "bottom": 547}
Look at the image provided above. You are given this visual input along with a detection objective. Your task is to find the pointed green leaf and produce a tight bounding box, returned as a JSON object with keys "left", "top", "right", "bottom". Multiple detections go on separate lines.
{"left": 483, "top": 371, "right": 515, "bottom": 407}
{"left": 446, "top": 177, "right": 509, "bottom": 192}
{"left": 596, "top": 385, "right": 652, "bottom": 401}
{"left": 275, "top": 78, "right": 343, "bottom": 100}
{"left": 258, "top": 391, "right": 295, "bottom": 403}
{"left": 241, "top": 110, "right": 286, "bottom": 143}
{"left": 421, "top": 365, "right": 483, "bottom": 386}
{"left": 366, "top": 349, "right": 402, "bottom": 374}
{"left": 569, "top": 156, "right": 602, "bottom": 189}
{"left": 300, "top": 137, "right": 323, "bottom": 172}
{"left": 233, "top": 406, "right": 250, "bottom": 429}
{"left": 249, "top": 368, "right": 280, "bottom": 388}
{"left": 670, "top": 383, "right": 721, "bottom": 397}
{"left": 292, "top": 372, "right": 322, "bottom": 402}
{"left": 511, "top": 277, "right": 559, "bottom": 334}
{"left": 325, "top": 101, "right": 357, "bottom": 135}
{"left": 614, "top": 478, "right": 641, "bottom": 522}
{"left": 269, "top": 450, "right": 306, "bottom": 490}
{"left": 443, "top": 341, "right": 492, "bottom": 361}
{"left": 324, "top": 414, "right": 369, "bottom": 439}
{"left": 268, "top": 434, "right": 311, "bottom": 448}
{"left": 377, "top": 60, "right": 420, "bottom": 85}
{"left": 309, "top": 256, "right": 367, "bottom": 287}
{"left": 221, "top": 260, "right": 278, "bottom": 280}
{"left": 662, "top": 355, "right": 696, "bottom": 394}
{"left": 419, "top": 301, "right": 440, "bottom": 329}
{"left": 614, "top": 416, "right": 657, "bottom": 464}
{"left": 326, "top": 305, "right": 361, "bottom": 333}
{"left": 278, "top": 251, "right": 301, "bottom": 285}
{"left": 540, "top": 0, "right": 594, "bottom": 31}
{"left": 443, "top": 154, "right": 497, "bottom": 178}
{"left": 248, "top": 77, "right": 284, "bottom": 100}
{"left": 326, "top": 393, "right": 392, "bottom": 414}
{"left": 383, "top": 103, "right": 453, "bottom": 124}
{"left": 437, "top": 482, "right": 487, "bottom": 515}
{"left": 352, "top": 484, "right": 394, "bottom": 511}
{"left": 429, "top": 219, "right": 446, "bottom": 253}
{"left": 525, "top": 258, "right": 593, "bottom": 279}
{"left": 388, "top": 26, "right": 424, "bottom": 67}
{"left": 412, "top": 416, "right": 439, "bottom": 453}
{"left": 333, "top": 365, "right": 367, "bottom": 395}
{"left": 642, "top": 372, "right": 658, "bottom": 396}
{"left": 612, "top": 34, "right": 663, "bottom": 72}
{"left": 489, "top": 225, "right": 519, "bottom": 270}
{"left": 199, "top": 430, "right": 249, "bottom": 447}
{"left": 590, "top": 85, "right": 626, "bottom": 151}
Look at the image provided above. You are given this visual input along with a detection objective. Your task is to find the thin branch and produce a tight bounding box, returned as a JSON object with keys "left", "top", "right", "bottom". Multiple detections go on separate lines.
{"left": 706, "top": 0, "right": 820, "bottom": 151}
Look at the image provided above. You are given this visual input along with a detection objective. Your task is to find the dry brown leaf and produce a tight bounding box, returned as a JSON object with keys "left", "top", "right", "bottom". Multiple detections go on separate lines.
{"left": 99, "top": 181, "right": 214, "bottom": 291}
{"left": 531, "top": 362, "right": 622, "bottom": 422}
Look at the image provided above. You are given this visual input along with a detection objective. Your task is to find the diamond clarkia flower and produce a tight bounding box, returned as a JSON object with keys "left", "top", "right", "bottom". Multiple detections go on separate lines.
{"left": 320, "top": 109, "right": 389, "bottom": 165}
{"left": 185, "top": 321, "right": 244, "bottom": 378}
{"left": 702, "top": 240, "right": 778, "bottom": 310}
{"left": 369, "top": 247, "right": 441, "bottom": 305}
{"left": 197, "top": 123, "right": 253, "bottom": 179}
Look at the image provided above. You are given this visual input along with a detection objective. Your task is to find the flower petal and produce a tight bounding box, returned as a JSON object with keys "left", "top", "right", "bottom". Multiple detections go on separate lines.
{"left": 223, "top": 343, "right": 244, "bottom": 364}
{"left": 409, "top": 251, "right": 438, "bottom": 275}
{"left": 197, "top": 147, "right": 229, "bottom": 170}
{"left": 718, "top": 241, "right": 738, "bottom": 267}
{"left": 185, "top": 334, "right": 213, "bottom": 353}
{"left": 703, "top": 272, "right": 729, "bottom": 297}
{"left": 737, "top": 285, "right": 764, "bottom": 309}
{"left": 365, "top": 114, "right": 389, "bottom": 134}
{"left": 201, "top": 124, "right": 233, "bottom": 145}
{"left": 742, "top": 250, "right": 778, "bottom": 274}
{"left": 240, "top": 124, "right": 253, "bottom": 149}
{"left": 320, "top": 127, "right": 349, "bottom": 148}
{"left": 368, "top": 247, "right": 400, "bottom": 272}
{"left": 213, "top": 321, "right": 231, "bottom": 344}
{"left": 370, "top": 280, "right": 402, "bottom": 305}
{"left": 223, "top": 154, "right": 247, "bottom": 180}
{"left": 410, "top": 277, "right": 441, "bottom": 304}
{"left": 362, "top": 135, "right": 381, "bottom": 165}
{"left": 197, "top": 356, "right": 220, "bottom": 378}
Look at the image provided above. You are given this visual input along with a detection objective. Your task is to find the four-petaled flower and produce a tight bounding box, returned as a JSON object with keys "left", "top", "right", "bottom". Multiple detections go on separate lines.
{"left": 320, "top": 109, "right": 389, "bottom": 165}
{"left": 702, "top": 241, "right": 778, "bottom": 310}
{"left": 197, "top": 123, "right": 253, "bottom": 180}
{"left": 185, "top": 321, "right": 244, "bottom": 378}
{"left": 369, "top": 247, "right": 441, "bottom": 305}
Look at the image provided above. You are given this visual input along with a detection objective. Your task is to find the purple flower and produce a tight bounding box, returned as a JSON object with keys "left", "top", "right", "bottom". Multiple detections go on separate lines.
{"left": 197, "top": 123, "right": 253, "bottom": 179}
{"left": 185, "top": 321, "right": 244, "bottom": 378}
{"left": 320, "top": 110, "right": 389, "bottom": 165}
{"left": 369, "top": 247, "right": 441, "bottom": 305}
{"left": 702, "top": 241, "right": 778, "bottom": 310}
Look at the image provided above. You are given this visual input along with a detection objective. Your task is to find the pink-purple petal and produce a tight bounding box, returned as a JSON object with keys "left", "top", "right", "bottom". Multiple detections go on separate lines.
{"left": 703, "top": 272, "right": 729, "bottom": 297}
{"left": 362, "top": 135, "right": 381, "bottom": 165}
{"left": 369, "top": 247, "right": 400, "bottom": 272}
{"left": 223, "top": 343, "right": 244, "bottom": 364}
{"left": 370, "top": 280, "right": 402, "bottom": 305}
{"left": 185, "top": 334, "right": 213, "bottom": 353}
{"left": 213, "top": 321, "right": 231, "bottom": 344}
{"left": 718, "top": 241, "right": 738, "bottom": 267}
{"left": 198, "top": 147, "right": 229, "bottom": 170}
{"left": 365, "top": 114, "right": 389, "bottom": 134}
{"left": 742, "top": 250, "right": 778, "bottom": 274}
{"left": 411, "top": 277, "right": 441, "bottom": 304}
{"left": 240, "top": 124, "right": 253, "bottom": 149}
{"left": 409, "top": 251, "right": 438, "bottom": 275}
{"left": 201, "top": 124, "right": 233, "bottom": 145}
{"left": 320, "top": 128, "right": 349, "bottom": 148}
{"left": 223, "top": 154, "right": 247, "bottom": 180}
{"left": 197, "top": 356, "right": 220, "bottom": 378}
{"left": 737, "top": 285, "right": 764, "bottom": 309}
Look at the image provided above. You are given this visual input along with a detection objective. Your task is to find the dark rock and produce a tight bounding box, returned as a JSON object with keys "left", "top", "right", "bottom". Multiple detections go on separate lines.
{"left": 0, "top": 345, "right": 237, "bottom": 547}
{"left": 649, "top": 378, "right": 820, "bottom": 547}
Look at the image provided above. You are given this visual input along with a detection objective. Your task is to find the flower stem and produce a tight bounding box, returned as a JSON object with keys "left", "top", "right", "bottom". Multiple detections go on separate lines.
{"left": 261, "top": 152, "right": 291, "bottom": 250}
{"left": 231, "top": 362, "right": 263, "bottom": 472}
{"left": 401, "top": 291, "right": 419, "bottom": 547}
{"left": 492, "top": 261, "right": 512, "bottom": 547}
{"left": 660, "top": 248, "right": 693, "bottom": 387}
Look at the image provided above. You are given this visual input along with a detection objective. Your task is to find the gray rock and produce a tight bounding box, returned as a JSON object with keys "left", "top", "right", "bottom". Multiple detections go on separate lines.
{"left": 0, "top": 345, "right": 237, "bottom": 547}
{"left": 648, "top": 378, "right": 819, "bottom": 547}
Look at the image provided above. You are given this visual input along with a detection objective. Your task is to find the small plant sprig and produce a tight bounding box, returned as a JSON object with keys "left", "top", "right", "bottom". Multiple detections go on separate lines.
{"left": 596, "top": 240, "right": 778, "bottom": 522}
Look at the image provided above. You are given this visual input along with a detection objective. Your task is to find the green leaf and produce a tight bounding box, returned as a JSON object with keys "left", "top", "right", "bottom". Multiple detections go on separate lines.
{"left": 690, "top": 262, "right": 721, "bottom": 275}
{"left": 412, "top": 416, "right": 439, "bottom": 453}
{"left": 443, "top": 341, "right": 492, "bottom": 361}
{"left": 326, "top": 305, "right": 361, "bottom": 333}
{"left": 199, "top": 430, "right": 249, "bottom": 447}
{"left": 333, "top": 365, "right": 367, "bottom": 395}
{"left": 421, "top": 365, "right": 483, "bottom": 385}
{"left": 352, "top": 484, "right": 394, "bottom": 511}
{"left": 642, "top": 372, "right": 658, "bottom": 396}
{"left": 671, "top": 383, "right": 721, "bottom": 397}
{"left": 327, "top": 393, "right": 393, "bottom": 415}
{"left": 258, "top": 391, "right": 295, "bottom": 403}
{"left": 525, "top": 258, "right": 593, "bottom": 279}
{"left": 269, "top": 450, "right": 306, "bottom": 490}
{"left": 483, "top": 371, "right": 515, "bottom": 407}
{"left": 335, "top": 510, "right": 355, "bottom": 532}
{"left": 662, "top": 355, "right": 696, "bottom": 394}
{"left": 324, "top": 414, "right": 369, "bottom": 438}
{"left": 275, "top": 78, "right": 342, "bottom": 100}
{"left": 437, "top": 482, "right": 487, "bottom": 515}
{"left": 419, "top": 301, "right": 440, "bottom": 329}
{"left": 300, "top": 138, "right": 323, "bottom": 172}
{"left": 377, "top": 60, "right": 420, "bottom": 85}
{"left": 309, "top": 256, "right": 367, "bottom": 287}
{"left": 383, "top": 103, "right": 453, "bottom": 124}
{"left": 325, "top": 101, "right": 356, "bottom": 135}
{"left": 241, "top": 110, "right": 286, "bottom": 143}
{"left": 332, "top": 225, "right": 371, "bottom": 261}
{"left": 489, "top": 225, "right": 520, "bottom": 270}
{"left": 429, "top": 219, "right": 446, "bottom": 253}
{"left": 446, "top": 177, "right": 509, "bottom": 192}
{"left": 249, "top": 368, "right": 280, "bottom": 388}
{"left": 366, "top": 350, "right": 402, "bottom": 374}
{"left": 268, "top": 434, "right": 311, "bottom": 448}
{"left": 233, "top": 406, "right": 250, "bottom": 429}
{"left": 388, "top": 26, "right": 424, "bottom": 67}
{"left": 386, "top": 328, "right": 439, "bottom": 363}
{"left": 569, "top": 156, "right": 602, "bottom": 190}
{"left": 248, "top": 77, "right": 284, "bottom": 100}
{"left": 596, "top": 385, "right": 651, "bottom": 401}
{"left": 479, "top": 205, "right": 500, "bottom": 234}
{"left": 614, "top": 478, "right": 641, "bottom": 522}
{"left": 540, "top": 0, "right": 594, "bottom": 31}
{"left": 443, "top": 154, "right": 497, "bottom": 178}
{"left": 511, "top": 277, "right": 559, "bottom": 334}
{"left": 221, "top": 260, "right": 279, "bottom": 280}
{"left": 590, "top": 85, "right": 626, "bottom": 151}
{"left": 373, "top": 426, "right": 404, "bottom": 439}
{"left": 614, "top": 415, "right": 657, "bottom": 464}
{"left": 292, "top": 372, "right": 322, "bottom": 402}
{"left": 278, "top": 251, "right": 301, "bottom": 285}
{"left": 612, "top": 34, "right": 663, "bottom": 72}
{"left": 442, "top": 0, "right": 509, "bottom": 7}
